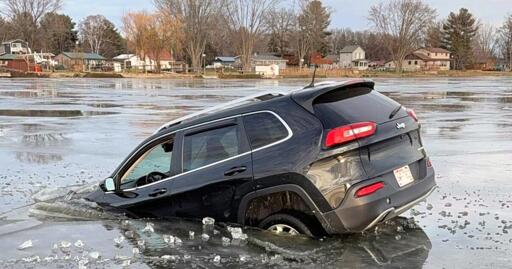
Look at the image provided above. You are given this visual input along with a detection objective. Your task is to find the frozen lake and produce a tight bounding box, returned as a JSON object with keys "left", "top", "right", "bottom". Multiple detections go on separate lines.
{"left": 0, "top": 77, "right": 511, "bottom": 268}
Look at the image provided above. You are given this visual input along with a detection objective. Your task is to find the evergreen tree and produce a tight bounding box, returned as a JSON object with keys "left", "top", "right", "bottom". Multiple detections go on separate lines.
{"left": 298, "top": 0, "right": 331, "bottom": 61}
{"left": 39, "top": 13, "right": 78, "bottom": 54}
{"left": 442, "top": 8, "right": 478, "bottom": 70}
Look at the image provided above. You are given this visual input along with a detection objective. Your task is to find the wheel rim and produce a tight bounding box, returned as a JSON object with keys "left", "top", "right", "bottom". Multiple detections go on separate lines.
{"left": 267, "top": 224, "right": 300, "bottom": 235}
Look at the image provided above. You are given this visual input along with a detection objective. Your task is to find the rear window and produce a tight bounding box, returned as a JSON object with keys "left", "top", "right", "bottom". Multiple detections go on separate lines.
{"left": 313, "top": 87, "right": 405, "bottom": 129}
{"left": 243, "top": 112, "right": 288, "bottom": 149}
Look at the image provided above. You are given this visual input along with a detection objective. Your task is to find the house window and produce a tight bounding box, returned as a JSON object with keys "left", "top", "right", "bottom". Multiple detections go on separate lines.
{"left": 414, "top": 61, "right": 418, "bottom": 65}
{"left": 408, "top": 61, "right": 412, "bottom": 65}
{"left": 435, "top": 53, "right": 438, "bottom": 56}
{"left": 428, "top": 53, "right": 430, "bottom": 56}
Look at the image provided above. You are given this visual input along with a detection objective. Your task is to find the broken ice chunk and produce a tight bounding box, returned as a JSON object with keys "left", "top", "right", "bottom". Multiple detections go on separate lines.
{"left": 89, "top": 251, "right": 101, "bottom": 260}
{"left": 201, "top": 233, "right": 210, "bottom": 242}
{"left": 202, "top": 217, "right": 215, "bottom": 225}
{"left": 189, "top": 231, "right": 195, "bottom": 240}
{"left": 74, "top": 240, "right": 84, "bottom": 248}
{"left": 142, "top": 222, "right": 154, "bottom": 233}
{"left": 213, "top": 255, "right": 221, "bottom": 264}
{"left": 114, "top": 235, "right": 125, "bottom": 246}
{"left": 18, "top": 240, "right": 33, "bottom": 250}
{"left": 221, "top": 237, "right": 230, "bottom": 246}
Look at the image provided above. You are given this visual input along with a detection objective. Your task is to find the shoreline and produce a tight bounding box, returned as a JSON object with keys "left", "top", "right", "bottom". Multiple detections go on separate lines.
{"left": 1, "top": 70, "right": 512, "bottom": 79}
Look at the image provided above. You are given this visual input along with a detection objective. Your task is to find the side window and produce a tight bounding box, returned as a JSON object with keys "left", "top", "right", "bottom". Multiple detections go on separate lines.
{"left": 183, "top": 124, "right": 242, "bottom": 172}
{"left": 120, "top": 140, "right": 173, "bottom": 189}
{"left": 243, "top": 112, "right": 289, "bottom": 149}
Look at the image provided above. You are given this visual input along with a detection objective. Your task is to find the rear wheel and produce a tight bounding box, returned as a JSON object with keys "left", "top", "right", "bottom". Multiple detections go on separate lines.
{"left": 258, "top": 212, "right": 315, "bottom": 237}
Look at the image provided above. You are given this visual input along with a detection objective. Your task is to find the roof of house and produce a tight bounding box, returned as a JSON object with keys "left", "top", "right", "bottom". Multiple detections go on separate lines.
{"left": 340, "top": 45, "right": 362, "bottom": 53}
{"left": 0, "top": 54, "right": 20, "bottom": 60}
{"left": 251, "top": 54, "right": 287, "bottom": 61}
{"left": 405, "top": 52, "right": 431, "bottom": 61}
{"left": 1, "top": 39, "right": 27, "bottom": 45}
{"left": 421, "top": 47, "right": 450, "bottom": 54}
{"left": 113, "top": 54, "right": 136, "bottom": 60}
{"left": 60, "top": 52, "right": 106, "bottom": 60}
{"left": 214, "top": 56, "right": 236, "bottom": 62}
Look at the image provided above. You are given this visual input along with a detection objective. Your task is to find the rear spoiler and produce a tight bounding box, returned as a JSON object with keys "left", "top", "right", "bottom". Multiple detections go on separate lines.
{"left": 291, "top": 79, "right": 375, "bottom": 113}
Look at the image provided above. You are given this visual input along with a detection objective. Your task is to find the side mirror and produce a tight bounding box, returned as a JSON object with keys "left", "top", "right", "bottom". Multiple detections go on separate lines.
{"left": 104, "top": 178, "right": 116, "bottom": 192}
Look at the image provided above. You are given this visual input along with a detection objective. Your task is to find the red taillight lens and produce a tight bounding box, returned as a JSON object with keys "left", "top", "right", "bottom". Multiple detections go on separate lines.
{"left": 426, "top": 158, "right": 433, "bottom": 168}
{"left": 325, "top": 121, "right": 376, "bottom": 148}
{"left": 407, "top": 108, "right": 418, "bottom": 122}
{"left": 355, "top": 182, "right": 385, "bottom": 198}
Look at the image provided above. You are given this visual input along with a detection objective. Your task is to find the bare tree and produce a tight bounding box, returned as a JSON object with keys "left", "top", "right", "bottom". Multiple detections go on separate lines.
{"left": 369, "top": 0, "right": 436, "bottom": 72}
{"left": 1, "top": 0, "right": 61, "bottom": 46}
{"left": 78, "top": 15, "right": 112, "bottom": 54}
{"left": 498, "top": 15, "right": 512, "bottom": 70}
{"left": 154, "top": 0, "right": 220, "bottom": 73}
{"left": 266, "top": 8, "right": 295, "bottom": 57}
{"left": 474, "top": 24, "right": 497, "bottom": 60}
{"left": 123, "top": 12, "right": 151, "bottom": 71}
{"left": 223, "top": 0, "right": 280, "bottom": 70}
{"left": 1, "top": 0, "right": 61, "bottom": 22}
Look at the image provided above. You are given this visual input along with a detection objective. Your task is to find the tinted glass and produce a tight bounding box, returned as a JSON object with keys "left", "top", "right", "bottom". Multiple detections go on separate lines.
{"left": 183, "top": 124, "right": 241, "bottom": 172}
{"left": 243, "top": 113, "right": 288, "bottom": 149}
{"left": 120, "top": 141, "right": 173, "bottom": 189}
{"left": 313, "top": 87, "right": 406, "bottom": 128}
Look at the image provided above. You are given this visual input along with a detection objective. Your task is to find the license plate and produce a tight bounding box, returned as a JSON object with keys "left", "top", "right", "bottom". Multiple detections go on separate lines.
{"left": 394, "top": 165, "right": 414, "bottom": 187}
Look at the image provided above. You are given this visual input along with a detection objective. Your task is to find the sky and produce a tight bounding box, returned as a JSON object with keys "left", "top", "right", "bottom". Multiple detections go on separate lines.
{"left": 62, "top": 0, "right": 512, "bottom": 31}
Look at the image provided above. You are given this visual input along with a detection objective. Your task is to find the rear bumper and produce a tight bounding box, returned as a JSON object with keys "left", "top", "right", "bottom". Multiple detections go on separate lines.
{"left": 320, "top": 166, "right": 436, "bottom": 234}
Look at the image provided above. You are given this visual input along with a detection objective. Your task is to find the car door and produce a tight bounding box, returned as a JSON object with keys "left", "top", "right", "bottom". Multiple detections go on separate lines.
{"left": 102, "top": 133, "right": 180, "bottom": 217}
{"left": 168, "top": 117, "right": 253, "bottom": 222}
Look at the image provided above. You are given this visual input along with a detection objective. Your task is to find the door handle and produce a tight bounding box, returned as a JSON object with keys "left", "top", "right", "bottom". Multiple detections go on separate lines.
{"left": 149, "top": 188, "right": 167, "bottom": 197}
{"left": 224, "top": 166, "right": 247, "bottom": 177}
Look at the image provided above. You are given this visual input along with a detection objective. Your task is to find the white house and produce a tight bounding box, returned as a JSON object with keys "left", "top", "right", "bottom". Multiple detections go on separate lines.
{"left": 339, "top": 45, "right": 368, "bottom": 70}
{"left": 385, "top": 48, "right": 451, "bottom": 71}
{"left": 113, "top": 51, "right": 175, "bottom": 72}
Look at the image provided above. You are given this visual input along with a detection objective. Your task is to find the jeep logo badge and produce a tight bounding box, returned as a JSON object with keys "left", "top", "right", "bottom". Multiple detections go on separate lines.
{"left": 396, "top": 122, "right": 406, "bottom": 129}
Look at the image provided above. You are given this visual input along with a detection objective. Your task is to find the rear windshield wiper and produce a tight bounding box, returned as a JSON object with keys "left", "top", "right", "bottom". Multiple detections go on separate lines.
{"left": 389, "top": 104, "right": 402, "bottom": 119}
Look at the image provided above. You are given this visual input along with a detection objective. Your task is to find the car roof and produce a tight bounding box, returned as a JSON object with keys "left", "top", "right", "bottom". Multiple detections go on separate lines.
{"left": 154, "top": 79, "right": 375, "bottom": 135}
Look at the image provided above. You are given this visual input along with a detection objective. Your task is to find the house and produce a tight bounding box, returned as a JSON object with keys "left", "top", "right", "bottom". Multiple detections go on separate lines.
{"left": 339, "top": 45, "right": 368, "bottom": 70}
{"left": 0, "top": 54, "right": 38, "bottom": 72}
{"left": 0, "top": 39, "right": 31, "bottom": 55}
{"left": 213, "top": 56, "right": 236, "bottom": 68}
{"left": 113, "top": 51, "right": 176, "bottom": 72}
{"left": 55, "top": 52, "right": 106, "bottom": 71}
{"left": 385, "top": 48, "right": 451, "bottom": 71}
{"left": 236, "top": 54, "right": 288, "bottom": 70}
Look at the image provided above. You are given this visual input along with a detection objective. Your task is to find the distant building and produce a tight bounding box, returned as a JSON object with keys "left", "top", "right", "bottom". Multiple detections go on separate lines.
{"left": 339, "top": 45, "right": 368, "bottom": 70}
{"left": 213, "top": 56, "right": 236, "bottom": 68}
{"left": 0, "top": 39, "right": 31, "bottom": 55}
{"left": 236, "top": 54, "right": 288, "bottom": 70}
{"left": 55, "top": 52, "right": 106, "bottom": 71}
{"left": 112, "top": 51, "right": 176, "bottom": 72}
{"left": 385, "top": 48, "right": 451, "bottom": 71}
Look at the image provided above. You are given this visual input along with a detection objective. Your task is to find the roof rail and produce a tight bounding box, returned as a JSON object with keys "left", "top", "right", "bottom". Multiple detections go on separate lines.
{"left": 154, "top": 90, "right": 288, "bottom": 134}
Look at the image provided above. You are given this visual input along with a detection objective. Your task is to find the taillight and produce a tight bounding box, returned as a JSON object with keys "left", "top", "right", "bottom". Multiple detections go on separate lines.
{"left": 407, "top": 108, "right": 418, "bottom": 122}
{"left": 355, "top": 182, "right": 385, "bottom": 198}
{"left": 325, "top": 121, "right": 376, "bottom": 148}
{"left": 426, "top": 158, "right": 433, "bottom": 168}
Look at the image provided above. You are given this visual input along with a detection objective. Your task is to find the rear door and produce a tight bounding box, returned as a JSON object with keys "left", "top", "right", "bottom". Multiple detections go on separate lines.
{"left": 312, "top": 86, "right": 426, "bottom": 180}
{"left": 169, "top": 117, "right": 253, "bottom": 222}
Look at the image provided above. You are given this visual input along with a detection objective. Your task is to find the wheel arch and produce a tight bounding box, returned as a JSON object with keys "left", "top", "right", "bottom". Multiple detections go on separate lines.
{"left": 237, "top": 184, "right": 337, "bottom": 233}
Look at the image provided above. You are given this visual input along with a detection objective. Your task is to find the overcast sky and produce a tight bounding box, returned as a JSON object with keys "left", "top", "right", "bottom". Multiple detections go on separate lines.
{"left": 63, "top": 0, "right": 512, "bottom": 30}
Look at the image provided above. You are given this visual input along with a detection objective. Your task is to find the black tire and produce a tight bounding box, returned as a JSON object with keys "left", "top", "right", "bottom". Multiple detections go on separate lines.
{"left": 258, "top": 212, "right": 316, "bottom": 237}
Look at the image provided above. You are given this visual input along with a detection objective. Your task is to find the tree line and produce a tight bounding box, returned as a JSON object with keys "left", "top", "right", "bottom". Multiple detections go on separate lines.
{"left": 1, "top": 0, "right": 512, "bottom": 72}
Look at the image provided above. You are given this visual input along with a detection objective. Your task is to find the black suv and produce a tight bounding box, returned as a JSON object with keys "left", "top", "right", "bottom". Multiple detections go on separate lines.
{"left": 87, "top": 80, "right": 436, "bottom": 236}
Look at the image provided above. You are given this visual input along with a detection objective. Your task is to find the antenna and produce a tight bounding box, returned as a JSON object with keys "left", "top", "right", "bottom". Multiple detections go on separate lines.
{"left": 305, "top": 64, "right": 318, "bottom": 88}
